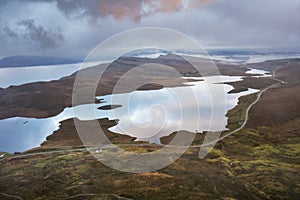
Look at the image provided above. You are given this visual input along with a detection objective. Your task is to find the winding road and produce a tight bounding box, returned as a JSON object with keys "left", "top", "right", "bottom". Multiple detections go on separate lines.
{"left": 0, "top": 76, "right": 283, "bottom": 161}
{"left": 190, "top": 81, "right": 281, "bottom": 148}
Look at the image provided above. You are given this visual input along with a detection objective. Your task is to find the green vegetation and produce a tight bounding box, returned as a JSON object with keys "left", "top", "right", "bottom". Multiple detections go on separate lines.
{"left": 0, "top": 152, "right": 11, "bottom": 159}
{"left": 1, "top": 124, "right": 299, "bottom": 199}
{"left": 1, "top": 60, "right": 300, "bottom": 199}
{"left": 225, "top": 93, "right": 257, "bottom": 132}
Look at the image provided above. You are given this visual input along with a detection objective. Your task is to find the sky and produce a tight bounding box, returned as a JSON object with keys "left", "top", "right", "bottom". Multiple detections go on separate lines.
{"left": 0, "top": 0, "right": 299, "bottom": 58}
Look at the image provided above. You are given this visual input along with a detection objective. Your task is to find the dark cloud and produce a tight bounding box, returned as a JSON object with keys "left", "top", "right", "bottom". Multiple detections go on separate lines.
{"left": 0, "top": 0, "right": 299, "bottom": 58}
{"left": 23, "top": 0, "right": 211, "bottom": 22}
{"left": 3, "top": 19, "right": 64, "bottom": 50}
{"left": 3, "top": 24, "right": 17, "bottom": 38}
{"left": 55, "top": 0, "right": 100, "bottom": 19}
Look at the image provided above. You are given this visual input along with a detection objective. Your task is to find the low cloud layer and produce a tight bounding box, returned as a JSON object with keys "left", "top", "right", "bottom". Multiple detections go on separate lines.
{"left": 0, "top": 0, "right": 299, "bottom": 57}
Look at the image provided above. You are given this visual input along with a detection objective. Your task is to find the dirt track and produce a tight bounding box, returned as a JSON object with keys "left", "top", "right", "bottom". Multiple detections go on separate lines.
{"left": 1, "top": 78, "right": 283, "bottom": 161}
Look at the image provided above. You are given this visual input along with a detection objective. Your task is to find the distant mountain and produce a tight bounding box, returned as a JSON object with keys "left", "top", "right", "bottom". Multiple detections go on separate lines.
{"left": 0, "top": 55, "right": 83, "bottom": 68}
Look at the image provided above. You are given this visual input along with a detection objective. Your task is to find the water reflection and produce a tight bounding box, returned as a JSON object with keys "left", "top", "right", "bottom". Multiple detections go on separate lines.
{"left": 0, "top": 61, "right": 106, "bottom": 88}
{"left": 246, "top": 68, "right": 271, "bottom": 77}
{"left": 0, "top": 75, "right": 259, "bottom": 153}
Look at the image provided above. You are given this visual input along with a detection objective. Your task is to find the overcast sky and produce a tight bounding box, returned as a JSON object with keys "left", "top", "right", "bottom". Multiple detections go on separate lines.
{"left": 0, "top": 0, "right": 299, "bottom": 58}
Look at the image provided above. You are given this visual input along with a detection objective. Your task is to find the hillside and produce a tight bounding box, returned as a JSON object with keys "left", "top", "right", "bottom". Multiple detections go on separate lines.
{"left": 0, "top": 55, "right": 82, "bottom": 68}
{"left": 0, "top": 58, "right": 299, "bottom": 199}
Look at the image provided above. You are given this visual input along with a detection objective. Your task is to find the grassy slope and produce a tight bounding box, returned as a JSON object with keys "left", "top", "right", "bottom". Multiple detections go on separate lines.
{"left": 0, "top": 59, "right": 299, "bottom": 199}
{"left": 1, "top": 123, "right": 299, "bottom": 199}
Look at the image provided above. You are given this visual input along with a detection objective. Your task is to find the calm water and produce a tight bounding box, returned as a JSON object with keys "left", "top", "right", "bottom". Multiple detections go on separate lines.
{"left": 0, "top": 61, "right": 107, "bottom": 88}
{"left": 176, "top": 52, "right": 300, "bottom": 64}
{"left": 246, "top": 68, "right": 271, "bottom": 77}
{"left": 0, "top": 74, "right": 260, "bottom": 153}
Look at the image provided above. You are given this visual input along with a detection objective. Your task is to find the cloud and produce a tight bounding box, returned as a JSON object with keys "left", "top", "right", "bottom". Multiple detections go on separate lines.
{"left": 0, "top": 0, "right": 299, "bottom": 58}
{"left": 49, "top": 0, "right": 212, "bottom": 22}
{"left": 189, "top": 0, "right": 213, "bottom": 8}
{"left": 4, "top": 19, "right": 64, "bottom": 50}
{"left": 141, "top": 0, "right": 300, "bottom": 48}
{"left": 98, "top": 0, "right": 184, "bottom": 21}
